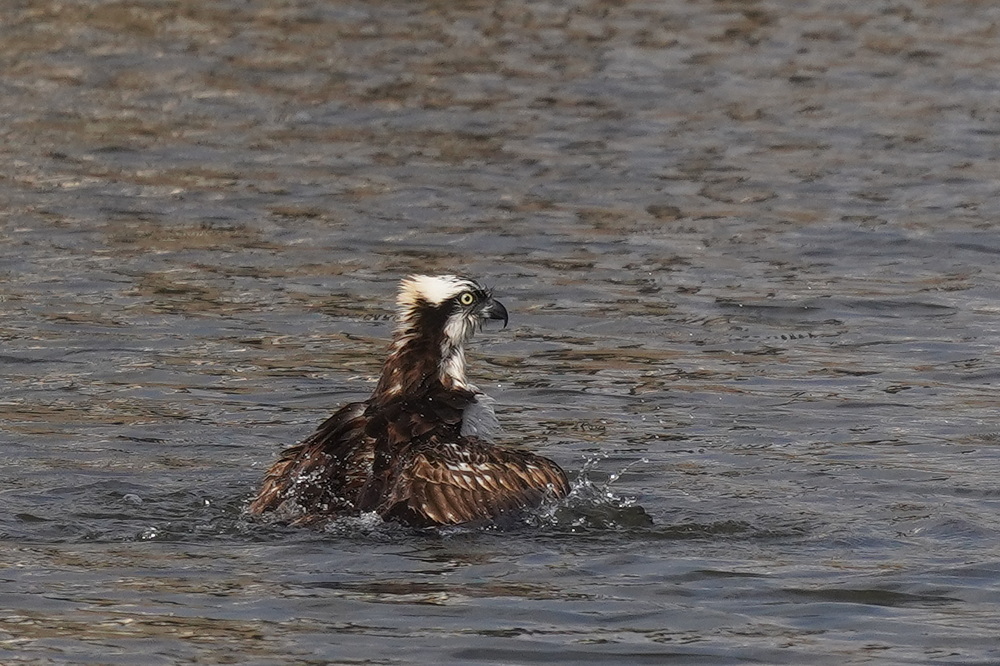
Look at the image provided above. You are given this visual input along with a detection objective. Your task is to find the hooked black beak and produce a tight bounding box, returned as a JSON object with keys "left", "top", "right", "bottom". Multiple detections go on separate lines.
{"left": 481, "top": 297, "right": 509, "bottom": 329}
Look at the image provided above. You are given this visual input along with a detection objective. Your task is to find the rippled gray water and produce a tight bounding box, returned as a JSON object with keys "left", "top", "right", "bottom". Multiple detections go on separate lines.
{"left": 2, "top": 0, "right": 1000, "bottom": 663}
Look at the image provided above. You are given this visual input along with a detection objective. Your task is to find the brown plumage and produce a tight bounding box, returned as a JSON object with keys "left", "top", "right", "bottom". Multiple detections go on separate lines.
{"left": 247, "top": 275, "right": 570, "bottom": 528}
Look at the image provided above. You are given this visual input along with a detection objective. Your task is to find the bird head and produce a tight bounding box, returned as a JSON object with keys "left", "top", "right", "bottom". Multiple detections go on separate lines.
{"left": 378, "top": 275, "right": 508, "bottom": 395}
{"left": 396, "top": 274, "right": 507, "bottom": 342}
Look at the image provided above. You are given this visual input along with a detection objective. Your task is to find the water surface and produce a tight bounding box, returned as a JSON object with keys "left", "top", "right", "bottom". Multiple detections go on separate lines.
{"left": 2, "top": 0, "right": 999, "bottom": 663}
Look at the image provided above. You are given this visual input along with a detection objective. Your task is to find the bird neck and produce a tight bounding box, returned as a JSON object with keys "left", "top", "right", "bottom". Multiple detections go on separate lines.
{"left": 372, "top": 319, "right": 469, "bottom": 403}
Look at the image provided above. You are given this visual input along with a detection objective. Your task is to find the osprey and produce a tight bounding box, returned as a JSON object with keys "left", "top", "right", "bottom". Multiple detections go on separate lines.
{"left": 247, "top": 274, "right": 570, "bottom": 528}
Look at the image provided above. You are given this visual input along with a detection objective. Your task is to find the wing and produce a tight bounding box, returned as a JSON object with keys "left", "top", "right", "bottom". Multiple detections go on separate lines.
{"left": 377, "top": 439, "right": 570, "bottom": 527}
{"left": 365, "top": 383, "right": 473, "bottom": 446}
{"left": 246, "top": 401, "right": 372, "bottom": 525}
{"left": 355, "top": 383, "right": 475, "bottom": 512}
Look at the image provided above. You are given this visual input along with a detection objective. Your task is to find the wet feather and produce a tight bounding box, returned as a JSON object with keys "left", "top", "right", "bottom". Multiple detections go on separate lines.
{"left": 247, "top": 275, "right": 569, "bottom": 528}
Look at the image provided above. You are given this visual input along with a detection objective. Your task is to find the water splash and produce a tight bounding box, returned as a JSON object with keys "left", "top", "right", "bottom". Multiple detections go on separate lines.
{"left": 319, "top": 511, "right": 408, "bottom": 540}
{"left": 530, "top": 454, "right": 653, "bottom": 531}
{"left": 239, "top": 455, "right": 653, "bottom": 537}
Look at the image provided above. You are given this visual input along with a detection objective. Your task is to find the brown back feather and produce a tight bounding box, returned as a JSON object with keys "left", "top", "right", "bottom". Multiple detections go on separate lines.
{"left": 377, "top": 438, "right": 570, "bottom": 527}
{"left": 246, "top": 401, "right": 371, "bottom": 521}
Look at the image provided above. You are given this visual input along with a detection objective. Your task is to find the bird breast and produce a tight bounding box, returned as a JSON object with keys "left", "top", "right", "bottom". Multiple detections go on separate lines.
{"left": 460, "top": 392, "right": 500, "bottom": 442}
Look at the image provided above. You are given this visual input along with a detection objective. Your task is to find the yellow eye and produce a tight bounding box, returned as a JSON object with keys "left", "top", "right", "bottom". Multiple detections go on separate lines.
{"left": 459, "top": 292, "right": 475, "bottom": 306}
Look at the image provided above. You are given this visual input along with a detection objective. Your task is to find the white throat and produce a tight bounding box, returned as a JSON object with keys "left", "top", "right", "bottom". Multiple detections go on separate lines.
{"left": 440, "top": 344, "right": 468, "bottom": 388}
